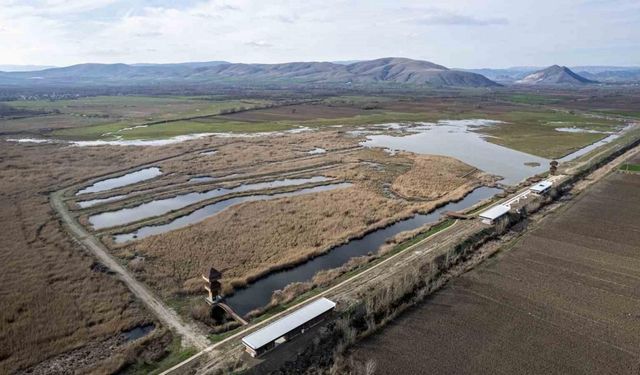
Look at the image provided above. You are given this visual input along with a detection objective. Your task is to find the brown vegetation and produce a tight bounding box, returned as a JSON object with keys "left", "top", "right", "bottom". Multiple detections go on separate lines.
{"left": 0, "top": 141, "right": 188, "bottom": 373}
{"left": 115, "top": 144, "right": 486, "bottom": 301}
{"left": 122, "top": 187, "right": 412, "bottom": 296}
{"left": 391, "top": 154, "right": 481, "bottom": 200}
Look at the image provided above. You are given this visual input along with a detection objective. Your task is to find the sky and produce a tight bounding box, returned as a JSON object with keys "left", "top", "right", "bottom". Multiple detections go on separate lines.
{"left": 0, "top": 0, "right": 639, "bottom": 68}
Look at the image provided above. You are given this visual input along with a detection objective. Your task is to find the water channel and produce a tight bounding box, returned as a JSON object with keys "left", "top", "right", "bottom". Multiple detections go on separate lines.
{"left": 90, "top": 176, "right": 331, "bottom": 229}
{"left": 225, "top": 186, "right": 502, "bottom": 316}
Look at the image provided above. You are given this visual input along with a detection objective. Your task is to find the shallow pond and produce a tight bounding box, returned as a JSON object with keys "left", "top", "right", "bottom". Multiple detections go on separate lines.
{"left": 77, "top": 194, "right": 128, "bottom": 209}
{"left": 188, "top": 176, "right": 216, "bottom": 183}
{"left": 90, "top": 176, "right": 331, "bottom": 229}
{"left": 307, "top": 147, "right": 327, "bottom": 154}
{"left": 360, "top": 120, "right": 549, "bottom": 185}
{"left": 225, "top": 186, "right": 502, "bottom": 316}
{"left": 76, "top": 167, "right": 162, "bottom": 195}
{"left": 559, "top": 131, "right": 625, "bottom": 162}
{"left": 122, "top": 324, "right": 155, "bottom": 341}
{"left": 113, "top": 182, "right": 352, "bottom": 243}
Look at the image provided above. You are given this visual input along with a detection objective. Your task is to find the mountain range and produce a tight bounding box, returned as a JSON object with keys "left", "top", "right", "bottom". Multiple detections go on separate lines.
{"left": 0, "top": 58, "right": 499, "bottom": 88}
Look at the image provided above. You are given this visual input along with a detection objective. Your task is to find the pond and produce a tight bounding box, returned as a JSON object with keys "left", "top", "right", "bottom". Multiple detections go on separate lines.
{"left": 122, "top": 324, "right": 155, "bottom": 341}
{"left": 360, "top": 120, "right": 549, "bottom": 185}
{"left": 89, "top": 176, "right": 331, "bottom": 229}
{"left": 77, "top": 194, "right": 128, "bottom": 209}
{"left": 76, "top": 167, "right": 162, "bottom": 195}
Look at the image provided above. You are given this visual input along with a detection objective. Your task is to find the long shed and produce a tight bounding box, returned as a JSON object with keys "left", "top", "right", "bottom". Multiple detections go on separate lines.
{"left": 530, "top": 180, "right": 553, "bottom": 194}
{"left": 479, "top": 204, "right": 510, "bottom": 225}
{"left": 242, "top": 297, "right": 336, "bottom": 357}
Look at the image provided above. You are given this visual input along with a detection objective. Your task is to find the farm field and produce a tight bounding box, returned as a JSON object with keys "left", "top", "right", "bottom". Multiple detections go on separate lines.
{"left": 1, "top": 92, "right": 629, "bottom": 158}
{"left": 351, "top": 163, "right": 640, "bottom": 374}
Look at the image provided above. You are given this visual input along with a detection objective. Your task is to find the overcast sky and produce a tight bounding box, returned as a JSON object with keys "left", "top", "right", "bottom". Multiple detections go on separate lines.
{"left": 1, "top": 0, "right": 639, "bottom": 68}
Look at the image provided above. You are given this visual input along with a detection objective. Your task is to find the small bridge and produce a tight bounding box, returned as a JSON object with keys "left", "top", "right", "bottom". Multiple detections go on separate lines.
{"left": 202, "top": 267, "right": 248, "bottom": 326}
{"left": 443, "top": 211, "right": 472, "bottom": 220}
{"left": 217, "top": 302, "right": 248, "bottom": 325}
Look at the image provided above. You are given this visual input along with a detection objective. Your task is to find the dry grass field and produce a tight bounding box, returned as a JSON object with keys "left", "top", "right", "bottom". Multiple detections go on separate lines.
{"left": 0, "top": 141, "right": 195, "bottom": 373}
{"left": 391, "top": 154, "right": 483, "bottom": 200}
{"left": 112, "top": 145, "right": 488, "bottom": 300}
{"left": 351, "top": 167, "right": 640, "bottom": 374}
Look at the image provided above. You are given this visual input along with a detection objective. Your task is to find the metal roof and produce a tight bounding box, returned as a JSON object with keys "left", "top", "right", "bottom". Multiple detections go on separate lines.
{"left": 242, "top": 298, "right": 336, "bottom": 350}
{"left": 479, "top": 204, "right": 510, "bottom": 220}
{"left": 530, "top": 180, "right": 552, "bottom": 192}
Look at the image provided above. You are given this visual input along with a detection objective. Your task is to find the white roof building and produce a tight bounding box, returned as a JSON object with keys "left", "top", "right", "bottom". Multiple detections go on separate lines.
{"left": 242, "top": 297, "right": 336, "bottom": 356}
{"left": 530, "top": 180, "right": 553, "bottom": 194}
{"left": 479, "top": 204, "right": 510, "bottom": 224}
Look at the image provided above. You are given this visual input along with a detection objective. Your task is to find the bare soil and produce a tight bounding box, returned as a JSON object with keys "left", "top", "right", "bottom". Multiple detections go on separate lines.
{"left": 351, "top": 170, "right": 640, "bottom": 374}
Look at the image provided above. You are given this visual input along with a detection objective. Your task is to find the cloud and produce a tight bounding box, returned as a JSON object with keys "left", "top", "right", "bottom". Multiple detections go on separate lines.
{"left": 245, "top": 40, "right": 273, "bottom": 48}
{"left": 413, "top": 12, "right": 508, "bottom": 26}
{"left": 0, "top": 0, "right": 637, "bottom": 67}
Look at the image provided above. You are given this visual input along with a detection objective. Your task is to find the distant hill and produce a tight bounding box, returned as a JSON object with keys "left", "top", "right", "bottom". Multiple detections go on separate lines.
{"left": 515, "top": 65, "right": 596, "bottom": 85}
{"left": 0, "top": 65, "right": 56, "bottom": 72}
{"left": 346, "top": 58, "right": 498, "bottom": 86}
{"left": 459, "top": 67, "right": 537, "bottom": 83}
{"left": 0, "top": 58, "right": 499, "bottom": 88}
{"left": 573, "top": 66, "right": 640, "bottom": 83}
{"left": 463, "top": 65, "right": 640, "bottom": 84}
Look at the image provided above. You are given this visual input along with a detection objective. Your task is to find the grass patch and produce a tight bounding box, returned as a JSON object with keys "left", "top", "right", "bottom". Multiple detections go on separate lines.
{"left": 208, "top": 326, "right": 244, "bottom": 343}
{"left": 620, "top": 163, "right": 640, "bottom": 172}
{"left": 504, "top": 94, "right": 562, "bottom": 105}
{"left": 476, "top": 110, "right": 622, "bottom": 159}
{"left": 124, "top": 337, "right": 197, "bottom": 375}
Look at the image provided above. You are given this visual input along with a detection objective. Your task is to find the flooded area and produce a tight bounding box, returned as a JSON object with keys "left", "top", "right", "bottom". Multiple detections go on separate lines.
{"left": 360, "top": 120, "right": 634, "bottom": 185}
{"left": 77, "top": 194, "right": 128, "bottom": 209}
{"left": 555, "top": 127, "right": 609, "bottom": 134}
{"left": 225, "top": 186, "right": 502, "bottom": 316}
{"left": 559, "top": 130, "right": 627, "bottom": 162}
{"left": 307, "top": 147, "right": 327, "bottom": 154}
{"left": 122, "top": 324, "right": 155, "bottom": 341}
{"left": 113, "top": 182, "right": 352, "bottom": 243}
{"left": 90, "top": 176, "right": 331, "bottom": 229}
{"left": 188, "top": 176, "right": 216, "bottom": 183}
{"left": 360, "top": 120, "right": 548, "bottom": 185}
{"left": 76, "top": 167, "right": 162, "bottom": 195}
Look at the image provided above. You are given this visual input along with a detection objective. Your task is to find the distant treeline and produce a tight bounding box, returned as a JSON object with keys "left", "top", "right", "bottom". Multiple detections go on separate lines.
{"left": 0, "top": 81, "right": 479, "bottom": 102}
{"left": 0, "top": 103, "right": 50, "bottom": 118}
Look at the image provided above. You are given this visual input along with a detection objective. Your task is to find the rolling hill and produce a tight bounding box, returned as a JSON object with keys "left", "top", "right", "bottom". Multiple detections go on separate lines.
{"left": 0, "top": 58, "right": 499, "bottom": 88}
{"left": 515, "top": 65, "right": 596, "bottom": 85}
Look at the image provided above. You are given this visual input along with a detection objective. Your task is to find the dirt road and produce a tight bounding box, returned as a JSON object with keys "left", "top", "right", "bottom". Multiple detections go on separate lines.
{"left": 51, "top": 189, "right": 210, "bottom": 350}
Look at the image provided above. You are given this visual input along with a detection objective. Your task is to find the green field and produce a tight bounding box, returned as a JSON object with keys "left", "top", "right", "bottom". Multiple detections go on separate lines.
{"left": 503, "top": 93, "right": 563, "bottom": 105}
{"left": 476, "top": 110, "right": 621, "bottom": 159}
{"left": 620, "top": 163, "right": 640, "bottom": 172}
{"left": 2, "top": 94, "right": 627, "bottom": 159}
